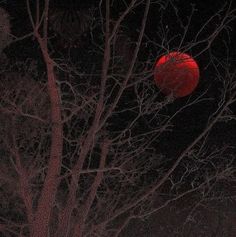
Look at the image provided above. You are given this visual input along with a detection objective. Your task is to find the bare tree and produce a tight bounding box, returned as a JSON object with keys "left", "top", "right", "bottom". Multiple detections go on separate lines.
{"left": 0, "top": 0, "right": 236, "bottom": 237}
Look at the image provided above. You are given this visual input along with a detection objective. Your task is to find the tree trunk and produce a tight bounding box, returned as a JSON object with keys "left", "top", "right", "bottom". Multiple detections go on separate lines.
{"left": 31, "top": 53, "right": 63, "bottom": 236}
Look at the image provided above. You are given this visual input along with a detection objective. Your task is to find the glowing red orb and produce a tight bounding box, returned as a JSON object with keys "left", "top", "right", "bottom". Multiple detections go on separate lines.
{"left": 154, "top": 52, "right": 200, "bottom": 98}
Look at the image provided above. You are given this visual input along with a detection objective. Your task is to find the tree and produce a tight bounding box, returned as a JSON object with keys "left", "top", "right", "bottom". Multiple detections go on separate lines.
{"left": 0, "top": 0, "right": 236, "bottom": 236}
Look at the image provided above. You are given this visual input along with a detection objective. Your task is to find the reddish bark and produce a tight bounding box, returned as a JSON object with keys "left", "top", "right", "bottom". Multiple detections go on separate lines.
{"left": 30, "top": 10, "right": 63, "bottom": 234}
{"left": 31, "top": 61, "right": 63, "bottom": 237}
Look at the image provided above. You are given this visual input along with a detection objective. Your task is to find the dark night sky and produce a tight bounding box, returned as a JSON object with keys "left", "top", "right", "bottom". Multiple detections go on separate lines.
{"left": 0, "top": 2, "right": 236, "bottom": 236}
{"left": 133, "top": 0, "right": 236, "bottom": 156}
{"left": 1, "top": 0, "right": 235, "bottom": 154}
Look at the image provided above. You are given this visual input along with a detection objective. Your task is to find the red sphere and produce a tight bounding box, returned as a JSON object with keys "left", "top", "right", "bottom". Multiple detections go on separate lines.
{"left": 154, "top": 52, "right": 200, "bottom": 98}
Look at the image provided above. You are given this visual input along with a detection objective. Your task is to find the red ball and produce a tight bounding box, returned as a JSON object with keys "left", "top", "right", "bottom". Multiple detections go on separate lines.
{"left": 154, "top": 52, "right": 200, "bottom": 98}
